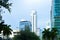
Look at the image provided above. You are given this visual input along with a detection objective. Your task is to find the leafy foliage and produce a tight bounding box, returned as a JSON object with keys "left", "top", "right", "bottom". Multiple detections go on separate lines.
{"left": 42, "top": 28, "right": 57, "bottom": 40}
{"left": 0, "top": 0, "right": 12, "bottom": 12}
{"left": 3, "top": 25, "right": 12, "bottom": 36}
{"left": 0, "top": 21, "right": 4, "bottom": 33}
{"left": 51, "top": 28, "right": 57, "bottom": 40}
{"left": 13, "top": 26, "right": 40, "bottom": 40}
{"left": 42, "top": 28, "right": 50, "bottom": 40}
{"left": 0, "top": 21, "right": 12, "bottom": 37}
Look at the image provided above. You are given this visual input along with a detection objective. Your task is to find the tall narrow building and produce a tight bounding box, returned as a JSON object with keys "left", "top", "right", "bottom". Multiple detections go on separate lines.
{"left": 31, "top": 10, "right": 37, "bottom": 34}
{"left": 51, "top": 0, "right": 60, "bottom": 39}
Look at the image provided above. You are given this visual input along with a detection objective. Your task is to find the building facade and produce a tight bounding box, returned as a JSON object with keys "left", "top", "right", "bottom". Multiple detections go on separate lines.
{"left": 31, "top": 10, "right": 37, "bottom": 34}
{"left": 19, "top": 20, "right": 32, "bottom": 31}
{"left": 51, "top": 0, "right": 60, "bottom": 39}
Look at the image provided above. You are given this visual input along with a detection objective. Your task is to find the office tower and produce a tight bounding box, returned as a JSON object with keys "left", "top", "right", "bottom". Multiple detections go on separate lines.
{"left": 19, "top": 19, "right": 32, "bottom": 31}
{"left": 31, "top": 10, "right": 37, "bottom": 34}
{"left": 51, "top": 0, "right": 60, "bottom": 39}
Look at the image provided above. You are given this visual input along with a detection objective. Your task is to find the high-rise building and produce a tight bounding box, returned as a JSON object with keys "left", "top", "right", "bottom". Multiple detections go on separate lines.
{"left": 51, "top": 0, "right": 60, "bottom": 39}
{"left": 19, "top": 19, "right": 32, "bottom": 31}
{"left": 31, "top": 10, "right": 37, "bottom": 34}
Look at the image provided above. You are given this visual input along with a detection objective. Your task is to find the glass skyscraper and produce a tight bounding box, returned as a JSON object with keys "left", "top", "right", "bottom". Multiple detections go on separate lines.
{"left": 19, "top": 21, "right": 32, "bottom": 31}
{"left": 51, "top": 0, "right": 60, "bottom": 39}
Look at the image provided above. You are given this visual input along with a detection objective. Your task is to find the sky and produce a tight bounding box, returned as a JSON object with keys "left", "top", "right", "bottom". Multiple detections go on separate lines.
{"left": 2, "top": 0, "right": 52, "bottom": 30}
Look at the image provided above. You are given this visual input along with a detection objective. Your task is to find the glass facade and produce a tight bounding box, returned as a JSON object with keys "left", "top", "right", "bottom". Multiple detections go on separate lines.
{"left": 51, "top": 0, "right": 60, "bottom": 39}
{"left": 54, "top": 0, "right": 60, "bottom": 16}
{"left": 19, "top": 21, "right": 32, "bottom": 31}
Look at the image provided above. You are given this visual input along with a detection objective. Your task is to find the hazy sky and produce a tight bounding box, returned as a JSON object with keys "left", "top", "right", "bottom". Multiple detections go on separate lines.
{"left": 2, "top": 0, "right": 52, "bottom": 30}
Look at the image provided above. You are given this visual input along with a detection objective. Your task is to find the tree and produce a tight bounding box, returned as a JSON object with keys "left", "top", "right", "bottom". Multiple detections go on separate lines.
{"left": 51, "top": 28, "right": 57, "bottom": 40}
{"left": 0, "top": 0, "right": 12, "bottom": 12}
{"left": 3, "top": 25, "right": 12, "bottom": 40}
{"left": 0, "top": 21, "right": 4, "bottom": 33}
{"left": 0, "top": 21, "right": 12, "bottom": 40}
{"left": 13, "top": 26, "right": 40, "bottom": 40}
{"left": 42, "top": 28, "right": 58, "bottom": 40}
{"left": 42, "top": 28, "right": 50, "bottom": 40}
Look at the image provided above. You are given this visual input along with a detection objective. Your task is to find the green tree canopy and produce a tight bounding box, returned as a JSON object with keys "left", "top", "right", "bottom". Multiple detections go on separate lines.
{"left": 0, "top": 21, "right": 4, "bottom": 33}
{"left": 0, "top": 0, "right": 12, "bottom": 12}
{"left": 3, "top": 25, "right": 12, "bottom": 36}
{"left": 13, "top": 26, "right": 40, "bottom": 40}
{"left": 42, "top": 28, "right": 57, "bottom": 40}
{"left": 3, "top": 25, "right": 12, "bottom": 40}
{"left": 0, "top": 21, "right": 12, "bottom": 40}
{"left": 42, "top": 28, "right": 50, "bottom": 40}
{"left": 51, "top": 28, "right": 57, "bottom": 40}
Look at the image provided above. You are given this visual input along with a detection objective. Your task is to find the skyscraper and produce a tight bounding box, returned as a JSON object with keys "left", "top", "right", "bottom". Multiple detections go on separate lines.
{"left": 19, "top": 19, "right": 32, "bottom": 31}
{"left": 31, "top": 10, "right": 37, "bottom": 34}
{"left": 51, "top": 0, "right": 60, "bottom": 39}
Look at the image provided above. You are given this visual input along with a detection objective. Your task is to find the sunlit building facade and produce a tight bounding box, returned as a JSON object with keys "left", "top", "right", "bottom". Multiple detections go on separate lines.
{"left": 51, "top": 0, "right": 60, "bottom": 39}
{"left": 31, "top": 10, "right": 37, "bottom": 34}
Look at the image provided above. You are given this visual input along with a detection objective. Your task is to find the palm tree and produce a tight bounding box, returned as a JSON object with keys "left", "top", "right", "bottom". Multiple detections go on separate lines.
{"left": 3, "top": 25, "right": 12, "bottom": 40}
{"left": 42, "top": 28, "right": 50, "bottom": 40}
{"left": 51, "top": 28, "right": 57, "bottom": 40}
{"left": 0, "top": 21, "right": 4, "bottom": 33}
{"left": 0, "top": 0, "right": 12, "bottom": 12}
{"left": 0, "top": 21, "right": 12, "bottom": 40}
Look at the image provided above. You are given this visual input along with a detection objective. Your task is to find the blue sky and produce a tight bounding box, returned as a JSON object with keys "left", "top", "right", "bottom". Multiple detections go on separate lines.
{"left": 2, "top": 0, "right": 52, "bottom": 30}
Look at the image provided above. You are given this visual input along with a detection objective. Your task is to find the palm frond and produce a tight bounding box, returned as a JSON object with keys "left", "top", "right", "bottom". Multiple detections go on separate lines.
{"left": 0, "top": 0, "right": 12, "bottom": 12}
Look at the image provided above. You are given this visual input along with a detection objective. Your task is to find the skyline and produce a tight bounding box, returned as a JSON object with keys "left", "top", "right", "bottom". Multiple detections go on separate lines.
{"left": 1, "top": 0, "right": 52, "bottom": 30}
